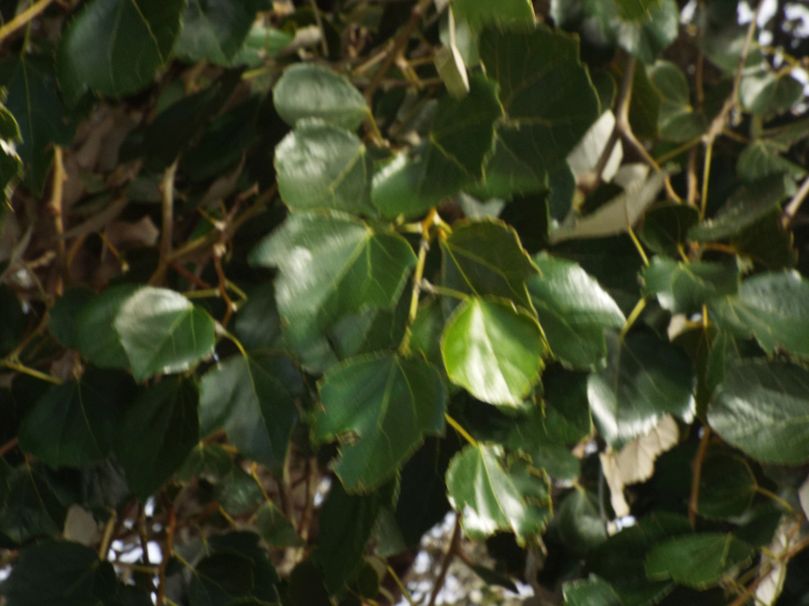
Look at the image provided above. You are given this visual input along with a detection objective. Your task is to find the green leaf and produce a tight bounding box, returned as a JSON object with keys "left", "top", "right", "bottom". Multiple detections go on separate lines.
{"left": 649, "top": 60, "right": 706, "bottom": 143}
{"left": 563, "top": 576, "right": 623, "bottom": 606}
{"left": 19, "top": 371, "right": 131, "bottom": 468}
{"left": 688, "top": 175, "right": 789, "bottom": 242}
{"left": 711, "top": 271, "right": 809, "bottom": 358}
{"left": 0, "top": 464, "right": 65, "bottom": 544}
{"left": 645, "top": 533, "right": 753, "bottom": 589}
{"left": 741, "top": 66, "right": 804, "bottom": 117}
{"left": 0, "top": 286, "right": 23, "bottom": 357}
{"left": 446, "top": 444, "right": 551, "bottom": 541}
{"left": 275, "top": 119, "right": 374, "bottom": 215}
{"left": 613, "top": 0, "right": 679, "bottom": 63}
{"left": 698, "top": 452, "right": 756, "bottom": 519}
{"left": 249, "top": 212, "right": 415, "bottom": 346}
{"left": 114, "top": 287, "right": 216, "bottom": 381}
{"left": 3, "top": 540, "right": 117, "bottom": 606}
{"left": 588, "top": 332, "right": 694, "bottom": 446}
{"left": 638, "top": 202, "right": 699, "bottom": 256}
{"left": 372, "top": 75, "right": 501, "bottom": 218}
{"left": 256, "top": 502, "right": 302, "bottom": 548}
{"left": 452, "top": 0, "right": 535, "bottom": 28}
{"left": 175, "top": 0, "right": 257, "bottom": 65}
{"left": 557, "top": 490, "right": 608, "bottom": 555}
{"left": 0, "top": 54, "right": 73, "bottom": 193}
{"left": 314, "top": 353, "right": 446, "bottom": 491}
{"left": 441, "top": 298, "right": 545, "bottom": 407}
{"left": 199, "top": 353, "right": 303, "bottom": 470}
{"left": 642, "top": 257, "right": 738, "bottom": 314}
{"left": 737, "top": 140, "right": 806, "bottom": 183}
{"left": 273, "top": 63, "right": 368, "bottom": 130}
{"left": 115, "top": 377, "right": 199, "bottom": 499}
{"left": 58, "top": 0, "right": 184, "bottom": 97}
{"left": 478, "top": 27, "right": 599, "bottom": 195}
{"left": 440, "top": 219, "right": 537, "bottom": 307}
{"left": 528, "top": 253, "right": 625, "bottom": 369}
{"left": 708, "top": 360, "right": 809, "bottom": 466}
{"left": 75, "top": 283, "right": 140, "bottom": 370}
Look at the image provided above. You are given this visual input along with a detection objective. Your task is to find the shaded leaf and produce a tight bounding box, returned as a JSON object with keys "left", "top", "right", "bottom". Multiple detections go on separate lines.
{"left": 588, "top": 332, "right": 694, "bottom": 447}
{"left": 639, "top": 203, "right": 699, "bottom": 257}
{"left": 441, "top": 298, "right": 545, "bottom": 407}
{"left": 563, "top": 576, "right": 623, "bottom": 606}
{"left": 642, "top": 257, "right": 738, "bottom": 313}
{"left": 314, "top": 353, "right": 446, "bottom": 491}
{"left": 59, "top": 0, "right": 184, "bottom": 97}
{"left": 175, "top": 0, "right": 257, "bottom": 65}
{"left": 708, "top": 360, "right": 809, "bottom": 466}
{"left": 75, "top": 284, "right": 140, "bottom": 370}
{"left": 275, "top": 119, "right": 373, "bottom": 215}
{"left": 557, "top": 491, "right": 607, "bottom": 555}
{"left": 452, "top": 0, "right": 534, "bottom": 29}
{"left": 273, "top": 63, "right": 368, "bottom": 130}
{"left": 528, "top": 253, "right": 625, "bottom": 369}
{"left": 645, "top": 533, "right": 753, "bottom": 589}
{"left": 698, "top": 451, "right": 757, "bottom": 519}
{"left": 115, "top": 378, "right": 199, "bottom": 499}
{"left": 199, "top": 353, "right": 303, "bottom": 470}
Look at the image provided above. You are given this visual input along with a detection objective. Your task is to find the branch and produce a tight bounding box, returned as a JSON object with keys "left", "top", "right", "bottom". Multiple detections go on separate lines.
{"left": 49, "top": 146, "right": 67, "bottom": 288}
{"left": 427, "top": 515, "right": 462, "bottom": 606}
{"left": 156, "top": 502, "right": 177, "bottom": 606}
{"left": 0, "top": 0, "right": 56, "bottom": 44}
{"left": 782, "top": 175, "right": 809, "bottom": 227}
{"left": 688, "top": 427, "right": 711, "bottom": 527}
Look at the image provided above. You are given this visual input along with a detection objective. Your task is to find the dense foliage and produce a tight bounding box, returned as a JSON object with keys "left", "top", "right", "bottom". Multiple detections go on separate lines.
{"left": 0, "top": 0, "right": 808, "bottom": 604}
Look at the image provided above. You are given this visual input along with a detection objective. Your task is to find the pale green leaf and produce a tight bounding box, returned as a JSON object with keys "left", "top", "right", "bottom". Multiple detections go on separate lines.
{"left": 441, "top": 298, "right": 545, "bottom": 407}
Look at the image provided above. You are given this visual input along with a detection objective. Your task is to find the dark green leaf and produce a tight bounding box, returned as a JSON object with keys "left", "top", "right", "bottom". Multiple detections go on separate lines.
{"left": 708, "top": 360, "right": 809, "bottom": 466}
{"left": 688, "top": 175, "right": 789, "bottom": 242}
{"left": 446, "top": 444, "right": 551, "bottom": 541}
{"left": 711, "top": 271, "right": 809, "bottom": 358}
{"left": 642, "top": 257, "right": 738, "bottom": 313}
{"left": 372, "top": 75, "right": 501, "bottom": 217}
{"left": 59, "top": 0, "right": 184, "bottom": 97}
{"left": 588, "top": 332, "right": 694, "bottom": 446}
{"left": 737, "top": 140, "right": 806, "bottom": 182}
{"left": 76, "top": 284, "right": 140, "bottom": 370}
{"left": 452, "top": 0, "right": 534, "bottom": 29}
{"left": 563, "top": 576, "right": 623, "bottom": 606}
{"left": 49, "top": 288, "right": 93, "bottom": 349}
{"left": 256, "top": 502, "right": 302, "bottom": 548}
{"left": 613, "top": 0, "right": 679, "bottom": 64}
{"left": 649, "top": 60, "right": 706, "bottom": 142}
{"left": 441, "top": 298, "right": 545, "bottom": 406}
{"left": 113, "top": 287, "right": 216, "bottom": 381}
{"left": 3, "top": 541, "right": 117, "bottom": 606}
{"left": 275, "top": 119, "right": 374, "bottom": 215}
{"left": 19, "top": 371, "right": 131, "bottom": 468}
{"left": 698, "top": 452, "right": 756, "bottom": 519}
{"left": 199, "top": 353, "right": 303, "bottom": 469}
{"left": 639, "top": 203, "right": 699, "bottom": 257}
{"left": 479, "top": 27, "right": 599, "bottom": 195}
{"left": 0, "top": 286, "right": 23, "bottom": 357}
{"left": 115, "top": 377, "right": 199, "bottom": 499}
{"left": 741, "top": 66, "right": 804, "bottom": 117}
{"left": 249, "top": 212, "right": 415, "bottom": 346}
{"left": 175, "top": 0, "right": 257, "bottom": 64}
{"left": 0, "top": 464, "right": 65, "bottom": 544}
{"left": 273, "top": 64, "right": 369, "bottom": 130}
{"left": 645, "top": 533, "right": 753, "bottom": 589}
{"left": 557, "top": 490, "right": 607, "bottom": 555}
{"left": 0, "top": 54, "right": 73, "bottom": 193}
{"left": 440, "top": 219, "right": 537, "bottom": 307}
{"left": 528, "top": 253, "right": 625, "bottom": 369}
{"left": 315, "top": 353, "right": 446, "bottom": 491}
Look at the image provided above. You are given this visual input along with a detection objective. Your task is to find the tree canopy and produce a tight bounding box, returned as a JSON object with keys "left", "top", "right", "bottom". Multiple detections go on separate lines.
{"left": 0, "top": 0, "right": 808, "bottom": 604}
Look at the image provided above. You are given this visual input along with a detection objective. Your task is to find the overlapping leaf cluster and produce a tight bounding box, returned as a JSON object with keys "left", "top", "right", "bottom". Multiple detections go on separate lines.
{"left": 0, "top": 0, "right": 808, "bottom": 604}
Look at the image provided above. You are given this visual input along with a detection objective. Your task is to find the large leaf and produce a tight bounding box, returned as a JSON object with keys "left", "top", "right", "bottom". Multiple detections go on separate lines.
{"left": 249, "top": 212, "right": 415, "bottom": 346}
{"left": 441, "top": 298, "right": 545, "bottom": 407}
{"left": 274, "top": 120, "right": 374, "bottom": 215}
{"left": 645, "top": 533, "right": 753, "bottom": 589}
{"left": 698, "top": 451, "right": 757, "bottom": 519}
{"left": 711, "top": 271, "right": 809, "bottom": 359}
{"left": 59, "top": 0, "right": 184, "bottom": 97}
{"left": 688, "top": 175, "right": 789, "bottom": 242}
{"left": 175, "top": 0, "right": 257, "bottom": 65}
{"left": 612, "top": 0, "right": 679, "bottom": 63}
{"left": 563, "top": 576, "right": 622, "bottom": 606}
{"left": 446, "top": 444, "right": 551, "bottom": 541}
{"left": 478, "top": 26, "right": 599, "bottom": 195}
{"left": 452, "top": 0, "right": 534, "bottom": 28}
{"left": 273, "top": 63, "right": 369, "bottom": 130}
{"left": 114, "top": 287, "right": 217, "bottom": 381}
{"left": 440, "top": 219, "right": 537, "bottom": 307}
{"left": 3, "top": 540, "right": 118, "bottom": 606}
{"left": 199, "top": 353, "right": 303, "bottom": 470}
{"left": 642, "top": 257, "right": 738, "bottom": 313}
{"left": 115, "top": 377, "right": 199, "bottom": 499}
{"left": 0, "top": 54, "right": 73, "bottom": 193}
{"left": 528, "top": 253, "right": 625, "bottom": 369}
{"left": 649, "top": 60, "right": 707, "bottom": 143}
{"left": 18, "top": 371, "right": 131, "bottom": 468}
{"left": 707, "top": 360, "right": 809, "bottom": 466}
{"left": 587, "top": 332, "right": 694, "bottom": 446}
{"left": 372, "top": 75, "right": 501, "bottom": 218}
{"left": 314, "top": 353, "right": 446, "bottom": 491}
{"left": 75, "top": 284, "right": 140, "bottom": 371}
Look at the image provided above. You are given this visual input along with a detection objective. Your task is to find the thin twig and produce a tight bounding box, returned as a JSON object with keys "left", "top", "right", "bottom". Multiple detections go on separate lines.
{"left": 700, "top": 1, "right": 762, "bottom": 217}
{"left": 49, "top": 146, "right": 67, "bottom": 288}
{"left": 156, "top": 503, "right": 177, "bottom": 606}
{"left": 399, "top": 208, "right": 438, "bottom": 355}
{"left": 0, "top": 0, "right": 56, "bottom": 44}
{"left": 688, "top": 426, "right": 711, "bottom": 527}
{"left": 98, "top": 510, "right": 118, "bottom": 559}
{"left": 151, "top": 162, "right": 178, "bottom": 285}
{"left": 0, "top": 436, "right": 19, "bottom": 457}
{"left": 364, "top": 0, "right": 435, "bottom": 102}
{"left": 782, "top": 175, "right": 809, "bottom": 227}
{"left": 427, "top": 515, "right": 462, "bottom": 606}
